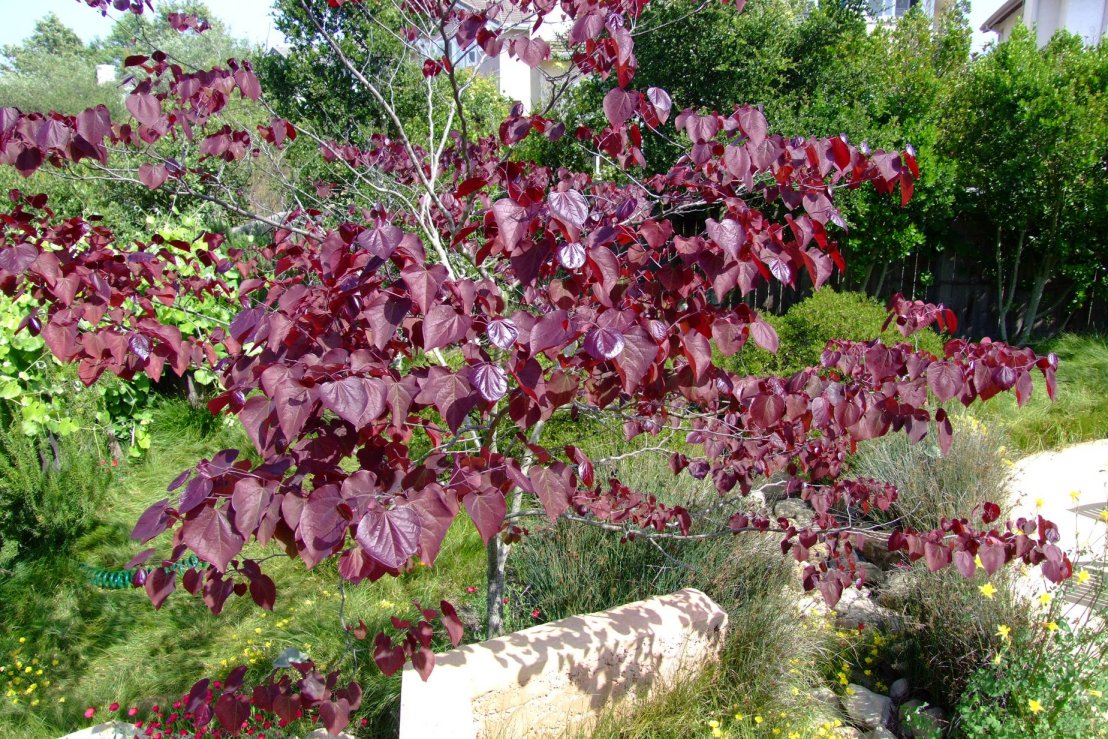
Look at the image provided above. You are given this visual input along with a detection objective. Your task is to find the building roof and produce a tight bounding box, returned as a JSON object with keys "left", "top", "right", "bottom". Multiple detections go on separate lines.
{"left": 462, "top": 0, "right": 534, "bottom": 28}
{"left": 981, "top": 0, "right": 1025, "bottom": 32}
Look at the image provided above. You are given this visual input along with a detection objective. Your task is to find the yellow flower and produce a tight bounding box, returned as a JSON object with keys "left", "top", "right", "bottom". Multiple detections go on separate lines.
{"left": 1035, "top": 498, "right": 1044, "bottom": 509}
{"left": 755, "top": 715, "right": 764, "bottom": 725}
{"left": 708, "top": 720, "right": 720, "bottom": 728}
{"left": 1098, "top": 509, "right": 1108, "bottom": 523}
{"left": 1076, "top": 569, "right": 1090, "bottom": 584}
{"left": 993, "top": 652, "right": 1003, "bottom": 666}
{"left": 1088, "top": 689, "right": 1103, "bottom": 698}
{"left": 711, "top": 729, "right": 722, "bottom": 738}
{"left": 1042, "top": 621, "right": 1058, "bottom": 632}
{"left": 791, "top": 687, "right": 800, "bottom": 696}
{"left": 734, "top": 713, "right": 744, "bottom": 721}
{"left": 1070, "top": 491, "right": 1081, "bottom": 502}
{"left": 979, "top": 582, "right": 997, "bottom": 599}
{"left": 1028, "top": 699, "right": 1044, "bottom": 713}
{"left": 975, "top": 555, "right": 985, "bottom": 569}
{"left": 846, "top": 687, "right": 856, "bottom": 696}
{"left": 1039, "top": 592, "right": 1053, "bottom": 606}
{"left": 997, "top": 624, "right": 1011, "bottom": 639}
{"left": 57, "top": 697, "right": 65, "bottom": 704}
{"left": 772, "top": 729, "right": 781, "bottom": 736}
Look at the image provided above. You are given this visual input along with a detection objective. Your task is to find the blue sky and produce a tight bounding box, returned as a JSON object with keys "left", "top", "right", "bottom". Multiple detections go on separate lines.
{"left": 0, "top": 0, "right": 282, "bottom": 49}
{"left": 1, "top": 0, "right": 1001, "bottom": 52}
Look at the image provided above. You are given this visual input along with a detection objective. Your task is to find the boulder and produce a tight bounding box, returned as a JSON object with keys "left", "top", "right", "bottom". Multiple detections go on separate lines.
{"left": 900, "top": 700, "right": 947, "bottom": 738}
{"left": 889, "top": 677, "right": 911, "bottom": 703}
{"left": 842, "top": 684, "right": 893, "bottom": 730}
{"left": 834, "top": 589, "right": 907, "bottom": 633}
{"left": 773, "top": 498, "right": 815, "bottom": 527}
{"left": 811, "top": 685, "right": 841, "bottom": 713}
{"left": 866, "top": 728, "right": 897, "bottom": 739}
{"left": 854, "top": 560, "right": 886, "bottom": 588}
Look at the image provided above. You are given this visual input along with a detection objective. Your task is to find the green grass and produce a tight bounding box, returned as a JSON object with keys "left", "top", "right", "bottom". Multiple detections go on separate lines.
{"left": 0, "top": 399, "right": 486, "bottom": 738}
{"left": 969, "top": 334, "right": 1108, "bottom": 453}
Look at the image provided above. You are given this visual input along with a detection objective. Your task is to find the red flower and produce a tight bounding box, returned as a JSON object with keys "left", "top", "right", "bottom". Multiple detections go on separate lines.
{"left": 84, "top": 707, "right": 96, "bottom": 719}
{"left": 465, "top": 586, "right": 477, "bottom": 593}
{"left": 502, "top": 597, "right": 509, "bottom": 603}
{"left": 129, "top": 707, "right": 139, "bottom": 717}
{"left": 110, "top": 702, "right": 120, "bottom": 712}
{"left": 531, "top": 609, "right": 541, "bottom": 618}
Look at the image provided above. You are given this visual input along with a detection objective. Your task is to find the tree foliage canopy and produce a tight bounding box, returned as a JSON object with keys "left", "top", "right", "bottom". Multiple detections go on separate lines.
{"left": 0, "top": 0, "right": 1075, "bottom": 734}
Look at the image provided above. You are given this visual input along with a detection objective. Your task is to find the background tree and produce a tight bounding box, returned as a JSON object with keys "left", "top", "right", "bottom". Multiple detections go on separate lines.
{"left": 946, "top": 25, "right": 1108, "bottom": 343}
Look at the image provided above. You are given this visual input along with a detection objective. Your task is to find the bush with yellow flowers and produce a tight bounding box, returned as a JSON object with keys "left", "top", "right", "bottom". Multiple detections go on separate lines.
{"left": 955, "top": 572, "right": 1108, "bottom": 738}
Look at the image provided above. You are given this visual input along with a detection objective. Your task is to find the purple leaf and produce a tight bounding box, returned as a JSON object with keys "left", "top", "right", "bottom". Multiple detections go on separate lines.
{"left": 463, "top": 491, "right": 506, "bottom": 544}
{"left": 646, "top": 87, "right": 672, "bottom": 124}
{"left": 486, "top": 318, "right": 518, "bottom": 349}
{"left": 584, "top": 327, "right": 625, "bottom": 360}
{"left": 749, "top": 320, "right": 779, "bottom": 353}
{"left": 470, "top": 363, "right": 508, "bottom": 402}
{"left": 422, "top": 304, "right": 471, "bottom": 351}
{"left": 181, "top": 505, "right": 245, "bottom": 572}
{"left": 231, "top": 478, "right": 272, "bottom": 537}
{"left": 548, "top": 190, "right": 589, "bottom": 230}
{"left": 126, "top": 92, "right": 161, "bottom": 127}
{"left": 319, "top": 376, "right": 386, "bottom": 429}
{"left": 132, "top": 499, "right": 170, "bottom": 543}
{"left": 0, "top": 243, "right": 38, "bottom": 275}
{"left": 557, "top": 242, "right": 586, "bottom": 269}
{"left": 511, "top": 37, "right": 550, "bottom": 67}
{"left": 355, "top": 506, "right": 421, "bottom": 570}
{"left": 138, "top": 163, "right": 168, "bottom": 190}
{"left": 179, "top": 476, "right": 212, "bottom": 515}
{"left": 603, "top": 88, "right": 638, "bottom": 128}
{"left": 926, "top": 362, "right": 963, "bottom": 403}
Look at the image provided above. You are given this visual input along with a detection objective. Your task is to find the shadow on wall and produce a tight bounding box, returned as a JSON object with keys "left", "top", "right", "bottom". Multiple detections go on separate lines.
{"left": 399, "top": 588, "right": 728, "bottom": 738}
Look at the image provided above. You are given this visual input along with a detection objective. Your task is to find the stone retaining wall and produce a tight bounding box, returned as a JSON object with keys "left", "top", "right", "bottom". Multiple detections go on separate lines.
{"left": 399, "top": 587, "right": 728, "bottom": 738}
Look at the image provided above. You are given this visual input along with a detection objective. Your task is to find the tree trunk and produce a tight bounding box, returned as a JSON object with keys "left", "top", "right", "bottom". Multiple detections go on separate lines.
{"left": 1017, "top": 254, "right": 1054, "bottom": 345}
{"left": 483, "top": 419, "right": 544, "bottom": 640}
{"left": 873, "top": 261, "right": 889, "bottom": 297}
{"left": 995, "top": 227, "right": 1025, "bottom": 342}
{"left": 484, "top": 535, "right": 509, "bottom": 639}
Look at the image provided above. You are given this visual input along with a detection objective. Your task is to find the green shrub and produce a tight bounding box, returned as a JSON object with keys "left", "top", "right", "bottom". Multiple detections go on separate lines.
{"left": 880, "top": 567, "right": 1031, "bottom": 710}
{"left": 717, "top": 289, "right": 945, "bottom": 377}
{"left": 850, "top": 413, "right": 1011, "bottom": 531}
{"left": 0, "top": 406, "right": 111, "bottom": 554}
{"left": 849, "top": 410, "right": 1023, "bottom": 708}
{"left": 511, "top": 521, "right": 846, "bottom": 737}
{"left": 954, "top": 574, "right": 1108, "bottom": 738}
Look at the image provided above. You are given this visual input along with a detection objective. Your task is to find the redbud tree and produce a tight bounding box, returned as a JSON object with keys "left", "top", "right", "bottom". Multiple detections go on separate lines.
{"left": 0, "top": 0, "right": 1070, "bottom": 733}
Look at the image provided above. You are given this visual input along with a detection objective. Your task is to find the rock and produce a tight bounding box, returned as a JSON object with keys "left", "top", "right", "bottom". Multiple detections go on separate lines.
{"left": 866, "top": 728, "right": 897, "bottom": 739}
{"left": 889, "top": 677, "right": 911, "bottom": 702}
{"left": 900, "top": 700, "right": 947, "bottom": 738}
{"left": 834, "top": 590, "right": 906, "bottom": 633}
{"left": 58, "top": 723, "right": 138, "bottom": 739}
{"left": 811, "top": 685, "right": 841, "bottom": 713}
{"left": 859, "top": 532, "right": 904, "bottom": 569}
{"left": 854, "top": 560, "right": 886, "bottom": 587}
{"left": 842, "top": 684, "right": 893, "bottom": 730}
{"left": 773, "top": 498, "right": 815, "bottom": 527}
{"left": 834, "top": 727, "right": 865, "bottom": 738}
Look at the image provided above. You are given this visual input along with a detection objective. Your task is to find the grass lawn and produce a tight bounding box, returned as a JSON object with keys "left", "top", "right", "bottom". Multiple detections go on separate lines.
{"left": 0, "top": 400, "right": 486, "bottom": 738}
{"left": 968, "top": 334, "right": 1108, "bottom": 453}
